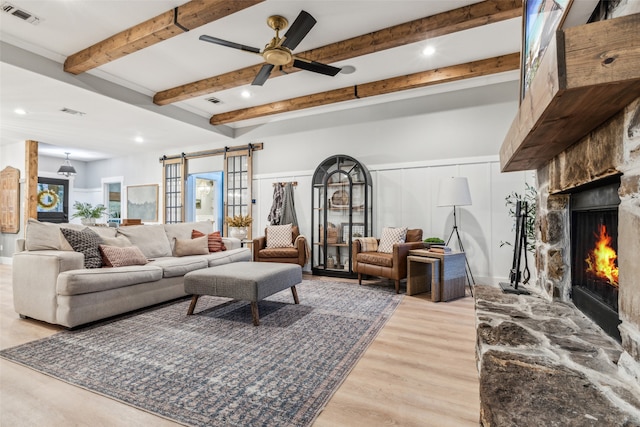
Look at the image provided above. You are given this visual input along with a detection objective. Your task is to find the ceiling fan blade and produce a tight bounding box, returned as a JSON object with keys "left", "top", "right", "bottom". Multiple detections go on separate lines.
{"left": 199, "top": 35, "right": 260, "bottom": 54}
{"left": 281, "top": 10, "right": 316, "bottom": 50}
{"left": 252, "top": 64, "right": 275, "bottom": 86}
{"left": 293, "top": 58, "right": 342, "bottom": 76}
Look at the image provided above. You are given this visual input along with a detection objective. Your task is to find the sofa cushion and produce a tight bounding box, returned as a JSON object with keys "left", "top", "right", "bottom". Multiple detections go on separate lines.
{"left": 60, "top": 227, "right": 103, "bottom": 269}
{"left": 86, "top": 226, "right": 117, "bottom": 239}
{"left": 24, "top": 219, "right": 71, "bottom": 251}
{"left": 377, "top": 227, "right": 408, "bottom": 253}
{"left": 192, "top": 230, "right": 226, "bottom": 252}
{"left": 258, "top": 247, "right": 299, "bottom": 258}
{"left": 57, "top": 265, "right": 163, "bottom": 296}
{"left": 164, "top": 221, "right": 213, "bottom": 253}
{"left": 206, "top": 247, "right": 252, "bottom": 267}
{"left": 147, "top": 257, "right": 209, "bottom": 278}
{"left": 174, "top": 236, "right": 209, "bottom": 257}
{"left": 100, "top": 235, "right": 132, "bottom": 247}
{"left": 116, "top": 224, "right": 172, "bottom": 258}
{"left": 357, "top": 251, "right": 394, "bottom": 268}
{"left": 99, "top": 245, "right": 148, "bottom": 267}
{"left": 266, "top": 224, "right": 294, "bottom": 248}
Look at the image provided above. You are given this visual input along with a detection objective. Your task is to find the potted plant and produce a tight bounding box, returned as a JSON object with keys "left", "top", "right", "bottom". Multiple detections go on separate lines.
{"left": 72, "top": 202, "right": 107, "bottom": 225}
{"left": 225, "top": 215, "right": 253, "bottom": 239}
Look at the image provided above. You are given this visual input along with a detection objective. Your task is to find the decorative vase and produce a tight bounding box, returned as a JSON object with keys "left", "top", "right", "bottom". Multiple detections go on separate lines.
{"left": 229, "top": 226, "right": 248, "bottom": 240}
{"left": 81, "top": 218, "right": 96, "bottom": 226}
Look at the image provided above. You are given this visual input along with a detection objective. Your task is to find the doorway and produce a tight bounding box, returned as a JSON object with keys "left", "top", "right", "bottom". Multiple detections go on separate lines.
{"left": 187, "top": 172, "right": 223, "bottom": 230}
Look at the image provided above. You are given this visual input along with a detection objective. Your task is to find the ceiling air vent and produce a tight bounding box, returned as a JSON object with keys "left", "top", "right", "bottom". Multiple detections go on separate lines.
{"left": 2, "top": 2, "right": 41, "bottom": 25}
{"left": 205, "top": 97, "right": 222, "bottom": 104}
{"left": 60, "top": 107, "right": 86, "bottom": 117}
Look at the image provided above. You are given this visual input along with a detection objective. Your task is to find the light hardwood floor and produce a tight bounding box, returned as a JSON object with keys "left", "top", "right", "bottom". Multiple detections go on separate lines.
{"left": 0, "top": 264, "right": 480, "bottom": 426}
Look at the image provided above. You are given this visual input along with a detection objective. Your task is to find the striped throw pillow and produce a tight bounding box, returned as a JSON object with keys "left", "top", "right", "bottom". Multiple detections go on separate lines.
{"left": 192, "top": 230, "right": 226, "bottom": 252}
{"left": 377, "top": 227, "right": 408, "bottom": 253}
{"left": 356, "top": 237, "right": 378, "bottom": 252}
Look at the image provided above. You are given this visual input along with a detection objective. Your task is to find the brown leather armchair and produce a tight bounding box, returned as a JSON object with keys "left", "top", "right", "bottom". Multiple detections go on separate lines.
{"left": 352, "top": 229, "right": 424, "bottom": 293}
{"left": 252, "top": 225, "right": 307, "bottom": 267}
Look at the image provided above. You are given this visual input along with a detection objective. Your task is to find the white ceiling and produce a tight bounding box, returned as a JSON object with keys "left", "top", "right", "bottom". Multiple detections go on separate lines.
{"left": 0, "top": 0, "right": 524, "bottom": 161}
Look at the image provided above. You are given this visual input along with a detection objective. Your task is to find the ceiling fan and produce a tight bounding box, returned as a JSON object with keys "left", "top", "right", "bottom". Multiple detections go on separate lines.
{"left": 199, "top": 10, "right": 342, "bottom": 86}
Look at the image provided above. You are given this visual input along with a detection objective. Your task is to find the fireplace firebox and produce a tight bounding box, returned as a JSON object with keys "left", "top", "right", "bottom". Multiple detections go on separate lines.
{"left": 570, "top": 179, "right": 621, "bottom": 341}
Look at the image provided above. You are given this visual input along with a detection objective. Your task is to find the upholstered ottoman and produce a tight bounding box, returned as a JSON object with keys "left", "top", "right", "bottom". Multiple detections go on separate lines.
{"left": 184, "top": 262, "right": 302, "bottom": 325}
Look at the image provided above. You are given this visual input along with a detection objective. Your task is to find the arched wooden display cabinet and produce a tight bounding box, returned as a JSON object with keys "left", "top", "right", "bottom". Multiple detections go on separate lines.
{"left": 311, "top": 155, "right": 372, "bottom": 278}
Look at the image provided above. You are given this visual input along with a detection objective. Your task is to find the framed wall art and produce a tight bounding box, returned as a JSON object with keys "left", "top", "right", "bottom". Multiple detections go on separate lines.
{"left": 126, "top": 184, "right": 158, "bottom": 222}
{"left": 520, "top": 0, "right": 572, "bottom": 101}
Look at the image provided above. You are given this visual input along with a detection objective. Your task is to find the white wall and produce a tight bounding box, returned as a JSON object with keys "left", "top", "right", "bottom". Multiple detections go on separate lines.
{"left": 1, "top": 79, "right": 533, "bottom": 283}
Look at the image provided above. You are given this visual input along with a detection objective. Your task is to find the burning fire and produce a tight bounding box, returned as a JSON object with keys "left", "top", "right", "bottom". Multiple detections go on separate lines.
{"left": 585, "top": 224, "right": 619, "bottom": 287}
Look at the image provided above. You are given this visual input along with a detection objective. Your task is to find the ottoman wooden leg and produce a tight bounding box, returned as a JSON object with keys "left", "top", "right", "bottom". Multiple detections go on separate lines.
{"left": 291, "top": 286, "right": 299, "bottom": 304}
{"left": 187, "top": 295, "right": 200, "bottom": 315}
{"left": 250, "top": 301, "right": 260, "bottom": 326}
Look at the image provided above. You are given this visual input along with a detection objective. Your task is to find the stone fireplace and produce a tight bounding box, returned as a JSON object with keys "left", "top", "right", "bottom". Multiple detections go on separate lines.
{"left": 536, "top": 97, "right": 640, "bottom": 381}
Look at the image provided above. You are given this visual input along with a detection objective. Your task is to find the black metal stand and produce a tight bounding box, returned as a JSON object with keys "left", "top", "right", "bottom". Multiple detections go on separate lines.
{"left": 445, "top": 206, "right": 475, "bottom": 297}
{"left": 500, "top": 200, "right": 531, "bottom": 295}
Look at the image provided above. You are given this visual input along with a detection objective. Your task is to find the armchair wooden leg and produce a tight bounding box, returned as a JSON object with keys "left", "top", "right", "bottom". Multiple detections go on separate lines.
{"left": 395, "top": 280, "right": 400, "bottom": 294}
{"left": 358, "top": 273, "right": 362, "bottom": 285}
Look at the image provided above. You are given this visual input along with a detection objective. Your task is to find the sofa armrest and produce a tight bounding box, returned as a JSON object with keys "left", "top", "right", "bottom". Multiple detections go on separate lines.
{"left": 252, "top": 236, "right": 266, "bottom": 260}
{"left": 392, "top": 241, "right": 426, "bottom": 278}
{"left": 15, "top": 238, "right": 26, "bottom": 253}
{"left": 222, "top": 237, "right": 241, "bottom": 250}
{"left": 12, "top": 250, "right": 84, "bottom": 324}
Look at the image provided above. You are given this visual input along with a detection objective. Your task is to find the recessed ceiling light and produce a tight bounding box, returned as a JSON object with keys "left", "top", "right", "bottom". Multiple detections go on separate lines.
{"left": 135, "top": 136, "right": 144, "bottom": 143}
{"left": 340, "top": 65, "right": 356, "bottom": 75}
{"left": 241, "top": 90, "right": 251, "bottom": 99}
{"left": 14, "top": 108, "right": 27, "bottom": 115}
{"left": 422, "top": 46, "right": 436, "bottom": 56}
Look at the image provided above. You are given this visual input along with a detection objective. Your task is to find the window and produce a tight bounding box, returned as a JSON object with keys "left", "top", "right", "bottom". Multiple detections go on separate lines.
{"left": 162, "top": 157, "right": 185, "bottom": 223}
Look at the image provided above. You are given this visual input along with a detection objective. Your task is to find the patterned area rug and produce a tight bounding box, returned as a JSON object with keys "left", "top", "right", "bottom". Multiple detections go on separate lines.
{"left": 1, "top": 279, "right": 401, "bottom": 427}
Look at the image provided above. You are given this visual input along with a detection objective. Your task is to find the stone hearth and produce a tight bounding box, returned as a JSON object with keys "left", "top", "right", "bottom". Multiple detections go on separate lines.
{"left": 475, "top": 285, "right": 640, "bottom": 426}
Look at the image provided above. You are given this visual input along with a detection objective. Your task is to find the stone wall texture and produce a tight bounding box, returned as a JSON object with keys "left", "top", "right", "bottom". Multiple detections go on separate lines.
{"left": 535, "top": 97, "right": 640, "bottom": 379}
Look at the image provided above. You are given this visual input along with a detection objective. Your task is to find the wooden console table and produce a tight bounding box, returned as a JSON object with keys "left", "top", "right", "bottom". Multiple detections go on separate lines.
{"left": 408, "top": 249, "right": 467, "bottom": 301}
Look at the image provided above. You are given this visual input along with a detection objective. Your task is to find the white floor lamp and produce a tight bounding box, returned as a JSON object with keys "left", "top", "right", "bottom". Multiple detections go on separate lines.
{"left": 437, "top": 177, "right": 476, "bottom": 294}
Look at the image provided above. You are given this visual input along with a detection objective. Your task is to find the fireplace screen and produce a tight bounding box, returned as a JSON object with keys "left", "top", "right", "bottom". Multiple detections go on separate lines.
{"left": 571, "top": 210, "right": 619, "bottom": 311}
{"left": 570, "top": 179, "right": 621, "bottom": 341}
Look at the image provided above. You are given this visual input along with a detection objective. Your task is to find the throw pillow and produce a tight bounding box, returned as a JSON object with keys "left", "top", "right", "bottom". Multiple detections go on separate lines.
{"left": 174, "top": 236, "right": 209, "bottom": 257}
{"left": 99, "top": 245, "right": 148, "bottom": 267}
{"left": 266, "top": 224, "right": 294, "bottom": 248}
{"left": 60, "top": 227, "right": 103, "bottom": 269}
{"left": 357, "top": 237, "right": 378, "bottom": 252}
{"left": 377, "top": 227, "right": 408, "bottom": 253}
{"left": 191, "top": 230, "right": 226, "bottom": 252}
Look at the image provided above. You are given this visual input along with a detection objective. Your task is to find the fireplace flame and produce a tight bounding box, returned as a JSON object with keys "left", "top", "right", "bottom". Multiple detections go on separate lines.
{"left": 585, "top": 224, "right": 619, "bottom": 287}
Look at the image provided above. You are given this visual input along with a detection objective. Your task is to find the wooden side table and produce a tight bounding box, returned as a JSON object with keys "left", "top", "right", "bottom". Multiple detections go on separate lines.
{"left": 408, "top": 249, "right": 467, "bottom": 301}
{"left": 407, "top": 256, "right": 440, "bottom": 301}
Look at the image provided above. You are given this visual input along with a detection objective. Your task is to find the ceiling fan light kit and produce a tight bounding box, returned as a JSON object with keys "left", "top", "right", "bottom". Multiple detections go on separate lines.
{"left": 199, "top": 10, "right": 342, "bottom": 86}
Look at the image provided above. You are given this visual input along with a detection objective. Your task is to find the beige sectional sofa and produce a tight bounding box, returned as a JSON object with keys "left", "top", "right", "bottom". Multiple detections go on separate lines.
{"left": 12, "top": 220, "right": 251, "bottom": 327}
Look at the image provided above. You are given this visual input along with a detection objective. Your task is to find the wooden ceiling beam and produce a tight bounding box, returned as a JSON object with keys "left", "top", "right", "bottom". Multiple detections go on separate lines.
{"left": 154, "top": 0, "right": 522, "bottom": 105}
{"left": 210, "top": 52, "right": 520, "bottom": 125}
{"left": 63, "top": 0, "right": 264, "bottom": 75}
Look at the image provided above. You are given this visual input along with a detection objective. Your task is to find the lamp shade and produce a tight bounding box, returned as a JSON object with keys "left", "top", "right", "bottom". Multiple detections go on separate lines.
{"left": 437, "top": 177, "right": 472, "bottom": 207}
{"left": 57, "top": 152, "right": 77, "bottom": 177}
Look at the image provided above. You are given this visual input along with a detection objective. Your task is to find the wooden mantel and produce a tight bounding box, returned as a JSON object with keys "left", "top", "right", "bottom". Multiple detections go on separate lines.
{"left": 500, "top": 13, "right": 640, "bottom": 172}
